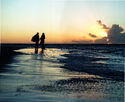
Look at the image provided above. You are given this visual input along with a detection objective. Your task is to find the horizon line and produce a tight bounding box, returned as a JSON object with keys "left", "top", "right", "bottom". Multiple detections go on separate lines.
{"left": 1, "top": 43, "right": 125, "bottom": 45}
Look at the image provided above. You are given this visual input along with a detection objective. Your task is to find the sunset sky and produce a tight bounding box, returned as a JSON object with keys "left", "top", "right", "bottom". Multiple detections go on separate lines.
{"left": 1, "top": 0, "right": 125, "bottom": 44}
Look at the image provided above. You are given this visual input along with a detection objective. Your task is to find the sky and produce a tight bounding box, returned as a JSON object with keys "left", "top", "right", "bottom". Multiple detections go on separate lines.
{"left": 1, "top": 0, "right": 125, "bottom": 44}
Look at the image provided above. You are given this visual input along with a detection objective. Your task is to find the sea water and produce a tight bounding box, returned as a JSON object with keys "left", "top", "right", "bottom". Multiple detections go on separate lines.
{"left": 0, "top": 44, "right": 124, "bottom": 102}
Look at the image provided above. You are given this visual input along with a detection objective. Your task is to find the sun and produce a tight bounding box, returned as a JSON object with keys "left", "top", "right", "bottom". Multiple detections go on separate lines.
{"left": 99, "top": 31, "right": 107, "bottom": 37}
{"left": 88, "top": 24, "right": 108, "bottom": 39}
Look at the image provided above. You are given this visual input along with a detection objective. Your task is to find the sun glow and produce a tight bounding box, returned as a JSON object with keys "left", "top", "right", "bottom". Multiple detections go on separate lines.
{"left": 98, "top": 31, "right": 107, "bottom": 37}
{"left": 89, "top": 24, "right": 108, "bottom": 39}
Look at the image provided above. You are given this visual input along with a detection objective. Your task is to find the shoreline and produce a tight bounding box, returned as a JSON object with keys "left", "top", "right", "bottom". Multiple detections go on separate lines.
{"left": 0, "top": 45, "right": 26, "bottom": 70}
{"left": 0, "top": 44, "right": 124, "bottom": 102}
{"left": 1, "top": 44, "right": 124, "bottom": 80}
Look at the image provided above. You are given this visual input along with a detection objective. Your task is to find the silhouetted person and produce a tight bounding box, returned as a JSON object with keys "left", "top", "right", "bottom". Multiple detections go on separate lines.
{"left": 40, "top": 33, "right": 45, "bottom": 52}
{"left": 31, "top": 32, "right": 39, "bottom": 53}
{"left": 35, "top": 48, "right": 38, "bottom": 54}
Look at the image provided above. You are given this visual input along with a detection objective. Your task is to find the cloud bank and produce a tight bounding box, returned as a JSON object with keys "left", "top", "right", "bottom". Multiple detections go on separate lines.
{"left": 94, "top": 37, "right": 107, "bottom": 44}
{"left": 72, "top": 40, "right": 93, "bottom": 44}
{"left": 72, "top": 20, "right": 125, "bottom": 44}
{"left": 108, "top": 24, "right": 125, "bottom": 44}
{"left": 93, "top": 20, "right": 125, "bottom": 44}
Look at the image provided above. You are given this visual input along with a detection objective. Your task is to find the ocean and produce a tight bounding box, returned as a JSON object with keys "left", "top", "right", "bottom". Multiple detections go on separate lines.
{"left": 0, "top": 44, "right": 124, "bottom": 102}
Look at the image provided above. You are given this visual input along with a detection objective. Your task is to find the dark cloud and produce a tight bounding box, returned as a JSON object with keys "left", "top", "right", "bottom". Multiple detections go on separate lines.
{"left": 73, "top": 21, "right": 125, "bottom": 44}
{"left": 97, "top": 20, "right": 109, "bottom": 29}
{"left": 89, "top": 33, "right": 97, "bottom": 38}
{"left": 95, "top": 37, "right": 108, "bottom": 44}
{"left": 95, "top": 21, "right": 125, "bottom": 44}
{"left": 72, "top": 40, "right": 93, "bottom": 44}
{"left": 108, "top": 24, "right": 125, "bottom": 44}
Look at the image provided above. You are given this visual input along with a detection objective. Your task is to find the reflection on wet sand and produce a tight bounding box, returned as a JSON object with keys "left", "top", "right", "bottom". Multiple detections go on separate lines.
{"left": 15, "top": 74, "right": 123, "bottom": 102}
{"left": 15, "top": 48, "right": 69, "bottom": 55}
{"left": 0, "top": 48, "right": 124, "bottom": 102}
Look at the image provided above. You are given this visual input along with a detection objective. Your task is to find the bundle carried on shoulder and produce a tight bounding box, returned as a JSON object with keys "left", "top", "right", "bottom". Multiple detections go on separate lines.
{"left": 31, "top": 34, "right": 37, "bottom": 42}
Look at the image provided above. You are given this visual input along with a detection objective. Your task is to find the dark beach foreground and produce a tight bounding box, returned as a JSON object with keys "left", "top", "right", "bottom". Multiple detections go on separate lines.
{"left": 0, "top": 44, "right": 26, "bottom": 68}
{"left": 0, "top": 44, "right": 124, "bottom": 102}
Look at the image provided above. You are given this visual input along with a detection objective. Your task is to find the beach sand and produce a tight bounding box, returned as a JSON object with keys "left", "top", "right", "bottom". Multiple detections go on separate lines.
{"left": 0, "top": 44, "right": 124, "bottom": 102}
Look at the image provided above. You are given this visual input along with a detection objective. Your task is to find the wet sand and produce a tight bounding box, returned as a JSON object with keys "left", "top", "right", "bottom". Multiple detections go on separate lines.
{"left": 0, "top": 46, "right": 124, "bottom": 102}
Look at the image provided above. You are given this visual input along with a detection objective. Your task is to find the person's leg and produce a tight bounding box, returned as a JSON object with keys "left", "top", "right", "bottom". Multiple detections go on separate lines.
{"left": 35, "top": 42, "right": 37, "bottom": 50}
{"left": 42, "top": 44, "right": 45, "bottom": 49}
{"left": 35, "top": 42, "right": 38, "bottom": 53}
{"left": 36, "top": 42, "right": 38, "bottom": 49}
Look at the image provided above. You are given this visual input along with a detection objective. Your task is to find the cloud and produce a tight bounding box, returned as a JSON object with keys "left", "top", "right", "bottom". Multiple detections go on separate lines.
{"left": 72, "top": 40, "right": 93, "bottom": 44}
{"left": 89, "top": 33, "right": 97, "bottom": 38}
{"left": 73, "top": 20, "right": 125, "bottom": 44}
{"left": 94, "top": 37, "right": 108, "bottom": 44}
{"left": 96, "top": 20, "right": 109, "bottom": 29}
{"left": 108, "top": 24, "right": 125, "bottom": 44}
{"left": 94, "top": 21, "right": 125, "bottom": 44}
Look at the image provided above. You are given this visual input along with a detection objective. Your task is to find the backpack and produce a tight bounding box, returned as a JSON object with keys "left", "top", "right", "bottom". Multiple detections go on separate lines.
{"left": 31, "top": 35, "right": 37, "bottom": 42}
